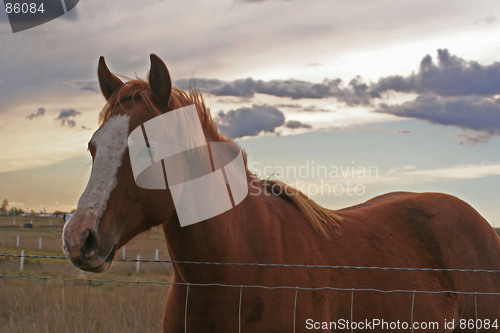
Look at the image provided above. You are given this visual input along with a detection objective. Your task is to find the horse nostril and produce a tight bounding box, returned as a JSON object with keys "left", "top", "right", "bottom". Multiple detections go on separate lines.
{"left": 81, "top": 229, "right": 99, "bottom": 258}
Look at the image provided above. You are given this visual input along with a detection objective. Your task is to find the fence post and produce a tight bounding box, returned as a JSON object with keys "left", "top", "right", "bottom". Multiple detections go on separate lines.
{"left": 31, "top": 219, "right": 33, "bottom": 225}
{"left": 122, "top": 247, "right": 126, "bottom": 260}
{"left": 184, "top": 283, "right": 190, "bottom": 333}
{"left": 136, "top": 255, "right": 140, "bottom": 274}
{"left": 20, "top": 250, "right": 25, "bottom": 272}
{"left": 410, "top": 291, "right": 415, "bottom": 333}
{"left": 39, "top": 237, "right": 42, "bottom": 250}
{"left": 293, "top": 287, "right": 298, "bottom": 333}
{"left": 16, "top": 235, "right": 20, "bottom": 248}
{"left": 155, "top": 249, "right": 159, "bottom": 261}
{"left": 474, "top": 292, "right": 478, "bottom": 333}
{"left": 350, "top": 289, "right": 354, "bottom": 333}
{"left": 239, "top": 286, "right": 243, "bottom": 333}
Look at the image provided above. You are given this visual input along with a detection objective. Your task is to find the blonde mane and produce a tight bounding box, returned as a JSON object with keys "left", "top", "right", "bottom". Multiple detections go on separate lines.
{"left": 98, "top": 78, "right": 341, "bottom": 237}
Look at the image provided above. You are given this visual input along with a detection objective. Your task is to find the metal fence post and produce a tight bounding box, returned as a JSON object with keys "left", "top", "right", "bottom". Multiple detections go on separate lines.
{"left": 20, "top": 250, "right": 25, "bottom": 272}
{"left": 293, "top": 287, "right": 298, "bottom": 333}
{"left": 238, "top": 286, "right": 243, "bottom": 333}
{"left": 184, "top": 283, "right": 190, "bottom": 333}
{"left": 350, "top": 289, "right": 354, "bottom": 333}
{"left": 410, "top": 291, "right": 415, "bottom": 333}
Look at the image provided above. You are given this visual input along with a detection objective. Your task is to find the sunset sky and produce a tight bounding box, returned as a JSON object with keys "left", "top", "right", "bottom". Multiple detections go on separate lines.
{"left": 0, "top": 0, "right": 499, "bottom": 227}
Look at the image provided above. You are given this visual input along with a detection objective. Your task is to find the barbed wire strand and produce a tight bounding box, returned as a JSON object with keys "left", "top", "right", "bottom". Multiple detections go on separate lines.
{"left": 1, "top": 274, "right": 499, "bottom": 296}
{"left": 1, "top": 253, "right": 500, "bottom": 274}
{"left": 1, "top": 273, "right": 499, "bottom": 332}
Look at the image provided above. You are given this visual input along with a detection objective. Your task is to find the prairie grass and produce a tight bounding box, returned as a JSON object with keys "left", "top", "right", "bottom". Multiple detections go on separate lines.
{"left": 1, "top": 216, "right": 499, "bottom": 332}
{"left": 0, "top": 216, "right": 172, "bottom": 332}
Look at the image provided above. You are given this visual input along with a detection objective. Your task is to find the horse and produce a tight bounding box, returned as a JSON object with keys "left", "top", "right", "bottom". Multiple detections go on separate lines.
{"left": 63, "top": 54, "right": 500, "bottom": 332}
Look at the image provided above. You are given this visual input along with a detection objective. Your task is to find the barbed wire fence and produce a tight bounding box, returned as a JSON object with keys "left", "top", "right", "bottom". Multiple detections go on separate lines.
{"left": 1, "top": 253, "right": 500, "bottom": 333}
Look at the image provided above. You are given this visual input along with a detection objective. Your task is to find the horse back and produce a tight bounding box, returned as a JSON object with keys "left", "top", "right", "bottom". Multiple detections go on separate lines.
{"left": 335, "top": 192, "right": 500, "bottom": 327}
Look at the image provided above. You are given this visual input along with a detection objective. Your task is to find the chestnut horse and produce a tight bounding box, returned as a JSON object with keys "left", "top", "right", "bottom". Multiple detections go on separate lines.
{"left": 63, "top": 55, "right": 500, "bottom": 332}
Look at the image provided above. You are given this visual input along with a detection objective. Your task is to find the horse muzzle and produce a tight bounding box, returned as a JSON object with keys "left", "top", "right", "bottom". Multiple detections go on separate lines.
{"left": 63, "top": 226, "right": 117, "bottom": 273}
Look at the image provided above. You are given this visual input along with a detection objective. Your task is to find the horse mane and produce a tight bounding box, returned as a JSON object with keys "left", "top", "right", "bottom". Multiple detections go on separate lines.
{"left": 99, "top": 79, "right": 227, "bottom": 143}
{"left": 260, "top": 179, "right": 341, "bottom": 238}
{"left": 98, "top": 78, "right": 341, "bottom": 237}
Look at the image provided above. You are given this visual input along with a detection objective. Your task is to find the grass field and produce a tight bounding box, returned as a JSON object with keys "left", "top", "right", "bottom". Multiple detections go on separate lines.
{"left": 1, "top": 216, "right": 499, "bottom": 332}
{"left": 0, "top": 216, "right": 172, "bottom": 332}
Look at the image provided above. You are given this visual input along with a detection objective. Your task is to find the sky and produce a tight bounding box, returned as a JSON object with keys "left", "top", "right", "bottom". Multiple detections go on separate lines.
{"left": 0, "top": 0, "right": 499, "bottom": 227}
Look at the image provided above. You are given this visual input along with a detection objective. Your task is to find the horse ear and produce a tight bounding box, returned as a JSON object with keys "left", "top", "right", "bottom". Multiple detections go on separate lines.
{"left": 97, "top": 56, "right": 123, "bottom": 101}
{"left": 148, "top": 54, "right": 172, "bottom": 108}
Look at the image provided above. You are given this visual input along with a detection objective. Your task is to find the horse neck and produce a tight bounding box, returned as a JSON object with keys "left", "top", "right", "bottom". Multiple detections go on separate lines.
{"left": 161, "top": 175, "right": 289, "bottom": 281}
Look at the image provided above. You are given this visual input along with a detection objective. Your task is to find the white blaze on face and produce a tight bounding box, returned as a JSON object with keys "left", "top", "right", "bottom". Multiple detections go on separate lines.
{"left": 63, "top": 114, "right": 130, "bottom": 253}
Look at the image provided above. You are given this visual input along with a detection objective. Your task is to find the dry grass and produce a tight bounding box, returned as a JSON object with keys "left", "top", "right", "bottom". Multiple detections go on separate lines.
{"left": 1, "top": 216, "right": 500, "bottom": 332}
{"left": 0, "top": 216, "right": 172, "bottom": 332}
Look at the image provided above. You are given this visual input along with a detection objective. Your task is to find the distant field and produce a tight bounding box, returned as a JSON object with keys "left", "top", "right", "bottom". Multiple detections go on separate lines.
{"left": 0, "top": 216, "right": 172, "bottom": 332}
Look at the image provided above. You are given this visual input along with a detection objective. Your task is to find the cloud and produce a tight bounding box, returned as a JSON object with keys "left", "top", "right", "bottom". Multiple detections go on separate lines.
{"left": 26, "top": 107, "right": 46, "bottom": 120}
{"left": 75, "top": 80, "right": 99, "bottom": 93}
{"left": 55, "top": 109, "right": 81, "bottom": 128}
{"left": 177, "top": 49, "right": 500, "bottom": 109}
{"left": 177, "top": 77, "right": 372, "bottom": 105}
{"left": 457, "top": 131, "right": 492, "bottom": 145}
{"left": 474, "top": 14, "right": 497, "bottom": 25}
{"left": 371, "top": 49, "right": 500, "bottom": 97}
{"left": 215, "top": 104, "right": 285, "bottom": 138}
{"left": 372, "top": 49, "right": 500, "bottom": 138}
{"left": 377, "top": 95, "right": 500, "bottom": 134}
{"left": 285, "top": 120, "right": 312, "bottom": 129}
{"left": 274, "top": 103, "right": 331, "bottom": 112}
{"left": 402, "top": 163, "right": 500, "bottom": 180}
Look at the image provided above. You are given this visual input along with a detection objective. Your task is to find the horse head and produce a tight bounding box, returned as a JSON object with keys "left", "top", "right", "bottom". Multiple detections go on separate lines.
{"left": 62, "top": 55, "right": 177, "bottom": 272}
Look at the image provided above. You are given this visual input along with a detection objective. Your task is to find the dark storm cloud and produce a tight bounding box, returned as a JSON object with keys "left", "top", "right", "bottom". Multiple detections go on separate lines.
{"left": 55, "top": 108, "right": 81, "bottom": 128}
{"left": 285, "top": 120, "right": 312, "bottom": 129}
{"left": 26, "top": 107, "right": 46, "bottom": 120}
{"left": 371, "top": 49, "right": 500, "bottom": 97}
{"left": 377, "top": 95, "right": 500, "bottom": 134}
{"left": 215, "top": 104, "right": 285, "bottom": 138}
